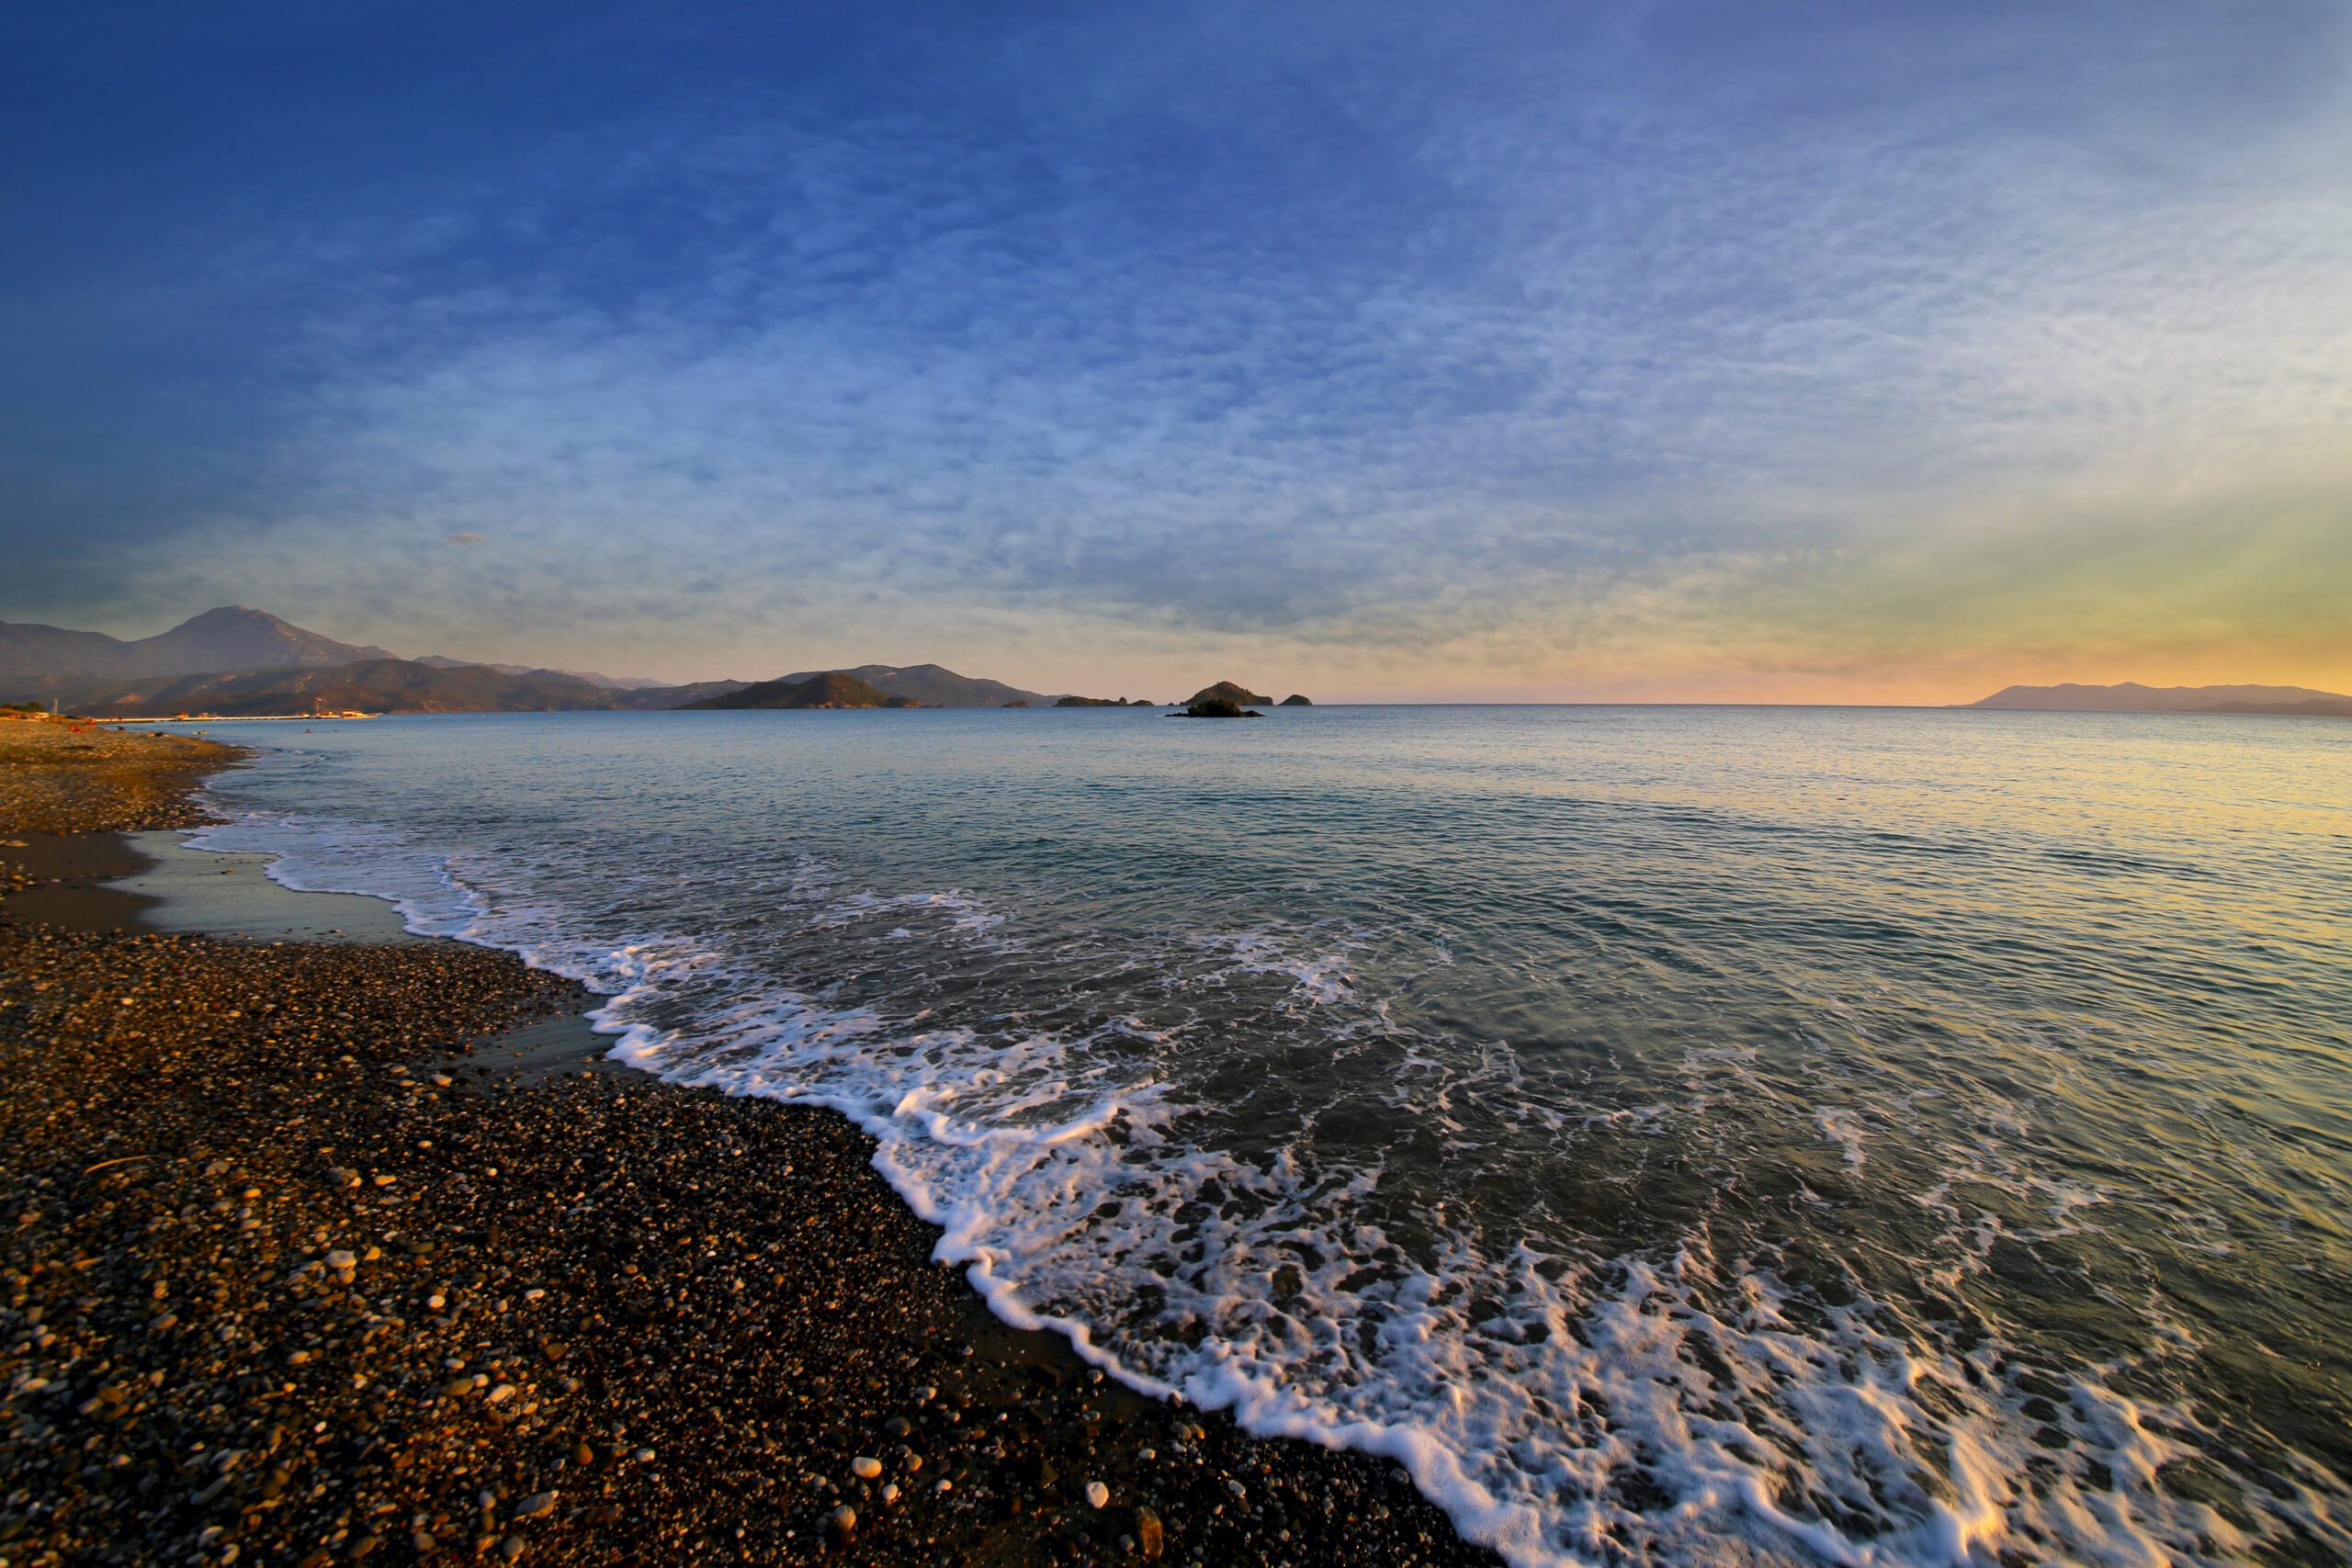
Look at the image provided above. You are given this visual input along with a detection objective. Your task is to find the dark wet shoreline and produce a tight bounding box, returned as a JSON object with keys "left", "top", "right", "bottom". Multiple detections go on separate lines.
{"left": 0, "top": 718, "right": 1502, "bottom": 1568}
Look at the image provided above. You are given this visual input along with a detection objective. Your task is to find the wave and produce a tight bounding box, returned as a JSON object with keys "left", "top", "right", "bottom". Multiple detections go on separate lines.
{"left": 184, "top": 792, "right": 2352, "bottom": 1568}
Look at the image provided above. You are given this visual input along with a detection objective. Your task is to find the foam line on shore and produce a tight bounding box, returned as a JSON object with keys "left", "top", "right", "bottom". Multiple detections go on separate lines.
{"left": 176, "top": 795, "right": 2351, "bottom": 1568}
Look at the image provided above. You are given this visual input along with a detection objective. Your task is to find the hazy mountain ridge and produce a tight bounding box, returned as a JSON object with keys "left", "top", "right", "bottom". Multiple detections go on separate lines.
{"left": 613, "top": 680, "right": 750, "bottom": 708}
{"left": 415, "top": 655, "right": 670, "bottom": 690}
{"left": 1, "top": 609, "right": 1072, "bottom": 712}
{"left": 0, "top": 606, "right": 394, "bottom": 699}
{"left": 1969, "top": 682, "right": 2352, "bottom": 714}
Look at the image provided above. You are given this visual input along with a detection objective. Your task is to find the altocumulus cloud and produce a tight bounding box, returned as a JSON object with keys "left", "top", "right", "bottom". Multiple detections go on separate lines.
{"left": 14, "top": 0, "right": 2352, "bottom": 694}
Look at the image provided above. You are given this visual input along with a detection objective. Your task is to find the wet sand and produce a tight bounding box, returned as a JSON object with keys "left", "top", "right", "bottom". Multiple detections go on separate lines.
{"left": 0, "top": 717, "right": 1500, "bottom": 1568}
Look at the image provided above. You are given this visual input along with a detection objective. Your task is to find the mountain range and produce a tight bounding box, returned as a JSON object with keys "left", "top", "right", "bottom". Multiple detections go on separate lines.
{"left": 0, "top": 606, "right": 395, "bottom": 699}
{"left": 41, "top": 660, "right": 754, "bottom": 718}
{"left": 33, "top": 610, "right": 2337, "bottom": 722}
{"left": 1967, "top": 682, "right": 2352, "bottom": 717}
{"left": 0, "top": 607, "right": 1101, "bottom": 716}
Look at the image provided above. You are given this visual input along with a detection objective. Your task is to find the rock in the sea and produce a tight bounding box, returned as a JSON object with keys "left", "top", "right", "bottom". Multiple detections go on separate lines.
{"left": 1280, "top": 694, "right": 1312, "bottom": 705}
{"left": 1182, "top": 681, "right": 1272, "bottom": 707}
{"left": 1170, "top": 697, "right": 1261, "bottom": 718}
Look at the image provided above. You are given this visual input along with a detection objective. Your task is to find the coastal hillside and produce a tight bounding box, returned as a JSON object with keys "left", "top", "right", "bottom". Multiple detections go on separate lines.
{"left": 681, "top": 671, "right": 917, "bottom": 709}
{"left": 44, "top": 659, "right": 642, "bottom": 716}
{"left": 1968, "top": 681, "right": 2352, "bottom": 713}
{"left": 767, "top": 662, "right": 1061, "bottom": 708}
{"left": 0, "top": 606, "right": 395, "bottom": 700}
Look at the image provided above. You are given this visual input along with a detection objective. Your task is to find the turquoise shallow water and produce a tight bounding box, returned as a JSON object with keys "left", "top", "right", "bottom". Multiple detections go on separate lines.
{"left": 177, "top": 705, "right": 2351, "bottom": 1566}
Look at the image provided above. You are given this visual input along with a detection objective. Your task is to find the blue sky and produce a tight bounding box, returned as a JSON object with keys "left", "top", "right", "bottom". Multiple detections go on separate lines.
{"left": 5, "top": 0, "right": 2348, "bottom": 699}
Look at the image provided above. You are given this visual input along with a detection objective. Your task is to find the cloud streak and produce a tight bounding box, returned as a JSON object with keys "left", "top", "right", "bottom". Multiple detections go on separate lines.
{"left": 7, "top": 0, "right": 2351, "bottom": 696}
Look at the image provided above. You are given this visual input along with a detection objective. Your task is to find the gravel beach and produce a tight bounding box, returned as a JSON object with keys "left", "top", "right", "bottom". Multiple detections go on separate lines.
{"left": 0, "top": 718, "right": 1503, "bottom": 1568}
{"left": 0, "top": 721, "right": 248, "bottom": 838}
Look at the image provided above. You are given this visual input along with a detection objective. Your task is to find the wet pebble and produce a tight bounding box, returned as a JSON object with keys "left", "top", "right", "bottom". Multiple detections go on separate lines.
{"left": 0, "top": 739, "right": 1504, "bottom": 1568}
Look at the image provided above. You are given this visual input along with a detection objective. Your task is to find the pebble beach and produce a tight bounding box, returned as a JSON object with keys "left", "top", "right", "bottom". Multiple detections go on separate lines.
{"left": 0, "top": 717, "right": 1501, "bottom": 1568}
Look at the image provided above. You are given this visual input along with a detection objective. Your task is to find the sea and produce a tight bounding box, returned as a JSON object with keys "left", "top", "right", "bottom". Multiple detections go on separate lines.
{"left": 169, "top": 705, "right": 2350, "bottom": 1567}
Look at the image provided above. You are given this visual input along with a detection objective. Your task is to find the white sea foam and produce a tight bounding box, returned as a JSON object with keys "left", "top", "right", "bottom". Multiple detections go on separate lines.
{"left": 1205, "top": 922, "right": 1364, "bottom": 1005}
{"left": 1815, "top": 1107, "right": 1869, "bottom": 1169}
{"left": 177, "top": 790, "right": 2352, "bottom": 1568}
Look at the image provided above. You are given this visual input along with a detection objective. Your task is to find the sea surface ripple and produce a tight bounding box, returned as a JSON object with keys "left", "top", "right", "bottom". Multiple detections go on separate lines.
{"left": 182, "top": 705, "right": 2352, "bottom": 1567}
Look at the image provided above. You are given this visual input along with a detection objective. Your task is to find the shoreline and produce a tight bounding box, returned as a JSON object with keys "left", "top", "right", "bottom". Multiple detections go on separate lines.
{"left": 0, "top": 717, "right": 1501, "bottom": 1568}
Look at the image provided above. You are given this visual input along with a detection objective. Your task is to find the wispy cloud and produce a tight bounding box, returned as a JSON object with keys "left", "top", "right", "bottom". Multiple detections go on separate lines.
{"left": 11, "top": 1, "right": 2352, "bottom": 695}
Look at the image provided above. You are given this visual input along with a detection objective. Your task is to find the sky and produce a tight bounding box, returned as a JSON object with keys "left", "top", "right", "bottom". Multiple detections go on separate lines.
{"left": 3, "top": 0, "right": 2348, "bottom": 702}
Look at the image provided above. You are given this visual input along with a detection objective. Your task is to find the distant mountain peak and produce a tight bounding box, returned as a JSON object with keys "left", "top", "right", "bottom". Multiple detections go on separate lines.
{"left": 0, "top": 604, "right": 397, "bottom": 698}
{"left": 134, "top": 606, "right": 395, "bottom": 674}
{"left": 163, "top": 605, "right": 326, "bottom": 637}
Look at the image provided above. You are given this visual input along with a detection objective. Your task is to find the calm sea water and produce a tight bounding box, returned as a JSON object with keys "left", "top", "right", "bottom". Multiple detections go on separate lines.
{"left": 180, "top": 705, "right": 2350, "bottom": 1566}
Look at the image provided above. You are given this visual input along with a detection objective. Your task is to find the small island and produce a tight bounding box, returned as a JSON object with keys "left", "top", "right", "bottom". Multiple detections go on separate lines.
{"left": 1167, "top": 682, "right": 1272, "bottom": 717}
{"left": 681, "top": 671, "right": 921, "bottom": 709}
